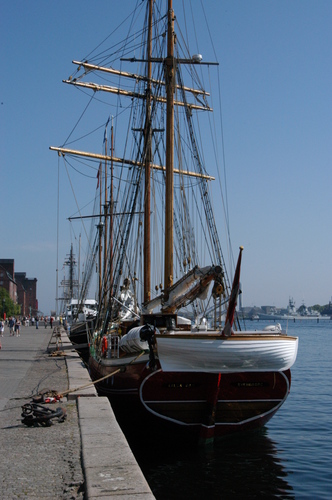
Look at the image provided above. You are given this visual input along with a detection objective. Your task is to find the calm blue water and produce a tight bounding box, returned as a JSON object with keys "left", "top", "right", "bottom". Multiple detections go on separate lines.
{"left": 129, "top": 320, "right": 332, "bottom": 499}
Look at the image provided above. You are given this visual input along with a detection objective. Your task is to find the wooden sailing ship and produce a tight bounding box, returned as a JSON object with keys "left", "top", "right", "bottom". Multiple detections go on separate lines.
{"left": 51, "top": 0, "right": 298, "bottom": 442}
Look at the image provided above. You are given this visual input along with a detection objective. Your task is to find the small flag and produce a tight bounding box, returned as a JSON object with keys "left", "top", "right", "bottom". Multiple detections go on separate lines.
{"left": 97, "top": 163, "right": 101, "bottom": 188}
{"left": 104, "top": 116, "right": 111, "bottom": 143}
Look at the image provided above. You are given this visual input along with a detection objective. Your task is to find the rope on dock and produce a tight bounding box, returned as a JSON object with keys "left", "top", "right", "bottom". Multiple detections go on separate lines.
{"left": 59, "top": 350, "right": 146, "bottom": 398}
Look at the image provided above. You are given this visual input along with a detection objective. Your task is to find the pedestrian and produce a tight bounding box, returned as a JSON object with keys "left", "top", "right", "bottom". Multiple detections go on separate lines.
{"left": 45, "top": 316, "right": 48, "bottom": 328}
{"left": 0, "top": 319, "right": 4, "bottom": 337}
{"left": 9, "top": 316, "right": 15, "bottom": 336}
{"left": 15, "top": 318, "right": 21, "bottom": 337}
{"left": 50, "top": 316, "right": 53, "bottom": 328}
{"left": 35, "top": 316, "right": 39, "bottom": 329}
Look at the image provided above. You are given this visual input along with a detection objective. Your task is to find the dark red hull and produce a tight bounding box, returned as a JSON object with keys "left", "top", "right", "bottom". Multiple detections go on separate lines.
{"left": 88, "top": 355, "right": 291, "bottom": 443}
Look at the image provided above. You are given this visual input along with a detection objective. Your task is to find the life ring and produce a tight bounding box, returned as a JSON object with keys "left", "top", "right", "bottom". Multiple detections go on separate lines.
{"left": 101, "top": 336, "right": 108, "bottom": 356}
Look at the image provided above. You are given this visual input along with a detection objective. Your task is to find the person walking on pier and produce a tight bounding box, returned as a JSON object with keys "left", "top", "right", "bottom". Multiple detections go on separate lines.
{"left": 50, "top": 316, "right": 53, "bottom": 329}
{"left": 0, "top": 319, "right": 4, "bottom": 337}
{"left": 9, "top": 317, "right": 15, "bottom": 336}
{"left": 35, "top": 316, "right": 39, "bottom": 329}
{"left": 15, "top": 318, "right": 21, "bottom": 336}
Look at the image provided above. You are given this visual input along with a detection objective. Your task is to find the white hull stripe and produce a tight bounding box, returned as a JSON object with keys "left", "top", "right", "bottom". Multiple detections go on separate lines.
{"left": 140, "top": 370, "right": 290, "bottom": 428}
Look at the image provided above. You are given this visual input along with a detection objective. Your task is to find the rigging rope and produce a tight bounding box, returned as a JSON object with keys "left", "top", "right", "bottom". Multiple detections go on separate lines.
{"left": 60, "top": 350, "right": 145, "bottom": 398}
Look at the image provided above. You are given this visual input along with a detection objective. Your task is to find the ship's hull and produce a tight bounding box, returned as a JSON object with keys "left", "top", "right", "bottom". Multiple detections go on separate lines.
{"left": 68, "top": 318, "right": 95, "bottom": 362}
{"left": 88, "top": 354, "right": 291, "bottom": 442}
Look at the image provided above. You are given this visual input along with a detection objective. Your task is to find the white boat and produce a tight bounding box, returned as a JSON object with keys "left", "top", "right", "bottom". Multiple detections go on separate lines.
{"left": 66, "top": 298, "right": 98, "bottom": 325}
{"left": 263, "top": 323, "right": 282, "bottom": 332}
{"left": 155, "top": 249, "right": 298, "bottom": 373}
{"left": 156, "top": 331, "right": 298, "bottom": 373}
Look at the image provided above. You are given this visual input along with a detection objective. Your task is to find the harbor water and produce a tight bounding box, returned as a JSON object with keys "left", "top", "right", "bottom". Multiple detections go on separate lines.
{"left": 125, "top": 319, "right": 332, "bottom": 499}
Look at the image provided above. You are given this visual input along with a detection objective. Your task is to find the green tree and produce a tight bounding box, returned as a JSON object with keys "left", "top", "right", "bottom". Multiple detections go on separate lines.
{"left": 297, "top": 304, "right": 307, "bottom": 315}
{"left": 0, "top": 287, "right": 17, "bottom": 318}
{"left": 321, "top": 303, "right": 332, "bottom": 316}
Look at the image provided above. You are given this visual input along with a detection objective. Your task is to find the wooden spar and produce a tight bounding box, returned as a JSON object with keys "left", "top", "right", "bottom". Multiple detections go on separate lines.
{"left": 68, "top": 211, "right": 143, "bottom": 220}
{"left": 71, "top": 60, "right": 211, "bottom": 97}
{"left": 49, "top": 146, "right": 215, "bottom": 181}
{"left": 98, "top": 162, "right": 102, "bottom": 304}
{"left": 144, "top": 0, "right": 153, "bottom": 304}
{"left": 103, "top": 124, "right": 108, "bottom": 311}
{"left": 164, "top": 0, "right": 174, "bottom": 291}
{"left": 62, "top": 80, "right": 211, "bottom": 112}
{"left": 110, "top": 119, "right": 114, "bottom": 298}
{"left": 78, "top": 233, "right": 81, "bottom": 297}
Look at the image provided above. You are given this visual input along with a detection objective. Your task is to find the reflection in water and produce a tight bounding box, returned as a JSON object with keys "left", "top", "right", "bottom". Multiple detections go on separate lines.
{"left": 125, "top": 429, "right": 294, "bottom": 499}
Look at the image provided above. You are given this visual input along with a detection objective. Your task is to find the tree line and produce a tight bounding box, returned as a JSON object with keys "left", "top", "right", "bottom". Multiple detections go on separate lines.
{"left": 309, "top": 303, "right": 332, "bottom": 316}
{"left": 0, "top": 287, "right": 21, "bottom": 318}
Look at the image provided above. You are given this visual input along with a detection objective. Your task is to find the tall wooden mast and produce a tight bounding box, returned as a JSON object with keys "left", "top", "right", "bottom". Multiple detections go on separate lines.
{"left": 164, "top": 0, "right": 175, "bottom": 293}
{"left": 98, "top": 163, "right": 103, "bottom": 304}
{"left": 103, "top": 126, "right": 108, "bottom": 310}
{"left": 143, "top": 0, "right": 153, "bottom": 303}
{"left": 110, "top": 118, "right": 114, "bottom": 299}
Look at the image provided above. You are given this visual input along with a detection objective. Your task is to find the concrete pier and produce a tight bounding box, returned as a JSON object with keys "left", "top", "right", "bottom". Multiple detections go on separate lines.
{"left": 0, "top": 323, "right": 155, "bottom": 499}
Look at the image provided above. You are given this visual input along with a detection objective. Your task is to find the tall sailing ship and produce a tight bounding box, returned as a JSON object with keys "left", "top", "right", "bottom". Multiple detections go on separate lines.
{"left": 51, "top": 0, "right": 298, "bottom": 443}
{"left": 58, "top": 244, "right": 97, "bottom": 359}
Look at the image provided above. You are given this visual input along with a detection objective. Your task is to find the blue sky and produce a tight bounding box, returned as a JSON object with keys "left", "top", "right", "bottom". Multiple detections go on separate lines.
{"left": 1, "top": 0, "right": 331, "bottom": 314}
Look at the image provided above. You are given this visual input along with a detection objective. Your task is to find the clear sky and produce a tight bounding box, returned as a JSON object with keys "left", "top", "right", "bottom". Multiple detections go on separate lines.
{"left": 1, "top": 0, "right": 331, "bottom": 314}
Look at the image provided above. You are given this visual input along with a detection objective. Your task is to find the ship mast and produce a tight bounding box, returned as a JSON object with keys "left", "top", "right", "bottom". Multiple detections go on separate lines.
{"left": 50, "top": 0, "right": 221, "bottom": 317}
{"left": 164, "top": 0, "right": 175, "bottom": 294}
{"left": 98, "top": 162, "right": 103, "bottom": 304}
{"left": 144, "top": 0, "right": 153, "bottom": 303}
{"left": 103, "top": 123, "right": 108, "bottom": 310}
{"left": 110, "top": 118, "right": 114, "bottom": 299}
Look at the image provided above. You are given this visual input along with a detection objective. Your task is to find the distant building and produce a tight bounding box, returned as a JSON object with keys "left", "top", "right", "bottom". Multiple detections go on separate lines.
{"left": 261, "top": 305, "right": 278, "bottom": 315}
{"left": 16, "top": 279, "right": 27, "bottom": 316}
{"left": 0, "top": 259, "right": 17, "bottom": 303}
{"left": 0, "top": 259, "right": 38, "bottom": 316}
{"left": 15, "top": 272, "right": 38, "bottom": 317}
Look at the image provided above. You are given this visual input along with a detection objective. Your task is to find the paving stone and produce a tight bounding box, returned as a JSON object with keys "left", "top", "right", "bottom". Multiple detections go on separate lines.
{"left": 0, "top": 325, "right": 155, "bottom": 499}
{"left": 0, "top": 326, "right": 84, "bottom": 499}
